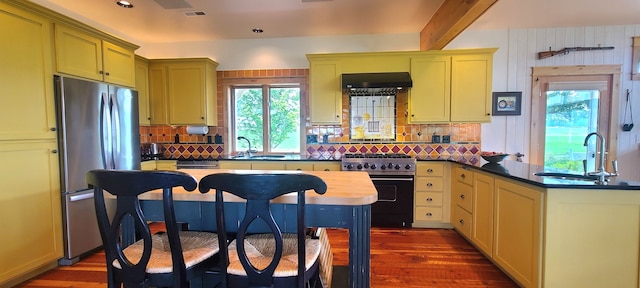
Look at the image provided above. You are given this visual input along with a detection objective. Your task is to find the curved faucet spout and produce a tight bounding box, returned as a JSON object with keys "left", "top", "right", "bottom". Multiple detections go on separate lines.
{"left": 237, "top": 136, "right": 252, "bottom": 157}
{"left": 583, "top": 132, "right": 606, "bottom": 182}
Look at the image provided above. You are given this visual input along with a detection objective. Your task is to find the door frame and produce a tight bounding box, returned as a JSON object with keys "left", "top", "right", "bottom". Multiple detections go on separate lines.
{"left": 530, "top": 65, "right": 621, "bottom": 171}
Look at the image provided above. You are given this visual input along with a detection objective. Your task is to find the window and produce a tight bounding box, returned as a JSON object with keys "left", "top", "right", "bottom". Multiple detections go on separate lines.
{"left": 531, "top": 66, "right": 620, "bottom": 173}
{"left": 232, "top": 84, "right": 301, "bottom": 154}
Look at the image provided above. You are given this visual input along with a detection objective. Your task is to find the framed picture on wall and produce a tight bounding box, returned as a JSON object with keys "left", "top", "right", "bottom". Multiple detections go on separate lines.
{"left": 492, "top": 92, "right": 522, "bottom": 116}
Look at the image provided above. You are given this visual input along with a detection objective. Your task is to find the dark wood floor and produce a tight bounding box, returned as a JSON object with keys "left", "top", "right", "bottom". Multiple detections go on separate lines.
{"left": 16, "top": 227, "right": 519, "bottom": 288}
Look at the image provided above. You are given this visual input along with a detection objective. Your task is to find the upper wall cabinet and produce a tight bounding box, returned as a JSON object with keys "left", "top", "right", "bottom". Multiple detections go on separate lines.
{"left": 0, "top": 2, "right": 56, "bottom": 141}
{"left": 54, "top": 24, "right": 136, "bottom": 87}
{"left": 148, "top": 58, "right": 219, "bottom": 126}
{"left": 308, "top": 59, "right": 342, "bottom": 125}
{"left": 135, "top": 56, "right": 151, "bottom": 125}
{"left": 409, "top": 49, "right": 496, "bottom": 124}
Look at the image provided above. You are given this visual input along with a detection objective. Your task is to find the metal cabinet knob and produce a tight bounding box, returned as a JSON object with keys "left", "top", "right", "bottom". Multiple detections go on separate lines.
{"left": 460, "top": 194, "right": 465, "bottom": 199}
{"left": 50, "top": 127, "right": 57, "bottom": 131}
{"left": 460, "top": 173, "right": 466, "bottom": 179}
{"left": 426, "top": 212, "right": 432, "bottom": 216}
{"left": 296, "top": 168, "right": 302, "bottom": 171}
{"left": 427, "top": 168, "right": 433, "bottom": 173}
{"left": 99, "top": 71, "right": 104, "bottom": 75}
{"left": 52, "top": 150, "right": 58, "bottom": 154}
{"left": 324, "top": 168, "right": 330, "bottom": 171}
{"left": 426, "top": 183, "right": 433, "bottom": 187}
{"left": 459, "top": 219, "right": 464, "bottom": 224}
{"left": 426, "top": 197, "right": 433, "bottom": 202}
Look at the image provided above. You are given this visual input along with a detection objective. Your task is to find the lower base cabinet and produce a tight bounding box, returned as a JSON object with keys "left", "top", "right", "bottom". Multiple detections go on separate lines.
{"left": 0, "top": 141, "right": 63, "bottom": 287}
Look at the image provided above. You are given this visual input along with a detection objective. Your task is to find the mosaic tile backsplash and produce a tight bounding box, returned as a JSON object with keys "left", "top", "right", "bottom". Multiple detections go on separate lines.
{"left": 139, "top": 68, "right": 482, "bottom": 160}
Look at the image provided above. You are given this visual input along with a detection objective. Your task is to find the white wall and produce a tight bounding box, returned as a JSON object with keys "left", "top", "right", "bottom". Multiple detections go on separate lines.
{"left": 137, "top": 33, "right": 420, "bottom": 70}
{"left": 449, "top": 25, "right": 640, "bottom": 180}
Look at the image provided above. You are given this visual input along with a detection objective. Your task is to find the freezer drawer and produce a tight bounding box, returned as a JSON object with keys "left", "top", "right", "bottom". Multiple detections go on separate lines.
{"left": 61, "top": 190, "right": 103, "bottom": 264}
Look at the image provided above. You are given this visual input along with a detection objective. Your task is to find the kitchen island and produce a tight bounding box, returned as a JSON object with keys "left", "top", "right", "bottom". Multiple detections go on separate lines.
{"left": 137, "top": 169, "right": 377, "bottom": 288}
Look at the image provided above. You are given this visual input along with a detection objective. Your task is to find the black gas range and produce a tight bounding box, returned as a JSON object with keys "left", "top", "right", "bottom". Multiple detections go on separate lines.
{"left": 341, "top": 153, "right": 415, "bottom": 227}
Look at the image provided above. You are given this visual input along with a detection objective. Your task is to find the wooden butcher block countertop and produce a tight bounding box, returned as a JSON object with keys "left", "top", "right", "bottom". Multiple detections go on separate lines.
{"left": 138, "top": 169, "right": 378, "bottom": 206}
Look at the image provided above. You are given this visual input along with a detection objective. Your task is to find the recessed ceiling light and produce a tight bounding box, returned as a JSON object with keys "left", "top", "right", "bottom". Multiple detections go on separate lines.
{"left": 116, "top": 1, "right": 134, "bottom": 8}
{"left": 252, "top": 28, "right": 264, "bottom": 34}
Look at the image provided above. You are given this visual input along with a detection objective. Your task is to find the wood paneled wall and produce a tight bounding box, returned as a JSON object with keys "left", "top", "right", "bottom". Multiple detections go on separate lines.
{"left": 452, "top": 24, "right": 640, "bottom": 180}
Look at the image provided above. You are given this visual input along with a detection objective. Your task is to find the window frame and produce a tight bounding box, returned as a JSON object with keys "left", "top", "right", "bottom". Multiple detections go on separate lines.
{"left": 223, "top": 76, "right": 307, "bottom": 155}
{"left": 530, "top": 65, "right": 621, "bottom": 172}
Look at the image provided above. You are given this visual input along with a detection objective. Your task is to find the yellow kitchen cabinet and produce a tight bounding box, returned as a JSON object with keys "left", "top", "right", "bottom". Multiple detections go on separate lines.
{"left": 54, "top": 24, "right": 136, "bottom": 87}
{"left": 286, "top": 162, "right": 314, "bottom": 171}
{"left": 307, "top": 58, "right": 342, "bottom": 125}
{"left": 135, "top": 56, "right": 151, "bottom": 125}
{"left": 312, "top": 162, "right": 342, "bottom": 171}
{"left": 0, "top": 140, "right": 62, "bottom": 287}
{"left": 471, "top": 172, "right": 494, "bottom": 256}
{"left": 408, "top": 56, "right": 451, "bottom": 123}
{"left": 414, "top": 162, "right": 450, "bottom": 228}
{"left": 252, "top": 161, "right": 286, "bottom": 170}
{"left": 140, "top": 160, "right": 156, "bottom": 171}
{"left": 0, "top": 3, "right": 56, "bottom": 141}
{"left": 450, "top": 53, "right": 493, "bottom": 122}
{"left": 148, "top": 62, "right": 169, "bottom": 125}
{"left": 409, "top": 49, "right": 495, "bottom": 123}
{"left": 218, "top": 161, "right": 252, "bottom": 170}
{"left": 148, "top": 58, "right": 219, "bottom": 126}
{"left": 493, "top": 178, "right": 542, "bottom": 288}
{"left": 155, "top": 160, "right": 177, "bottom": 171}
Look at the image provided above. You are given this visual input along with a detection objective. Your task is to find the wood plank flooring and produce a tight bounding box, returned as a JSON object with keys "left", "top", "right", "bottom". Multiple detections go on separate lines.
{"left": 15, "top": 227, "right": 519, "bottom": 288}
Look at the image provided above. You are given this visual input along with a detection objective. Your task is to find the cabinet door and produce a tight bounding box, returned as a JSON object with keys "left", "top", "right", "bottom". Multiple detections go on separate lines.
{"left": 167, "top": 62, "right": 207, "bottom": 125}
{"left": 0, "top": 4, "right": 56, "bottom": 141}
{"left": 472, "top": 172, "right": 494, "bottom": 256}
{"left": 0, "top": 141, "right": 63, "bottom": 284}
{"left": 140, "top": 160, "right": 156, "bottom": 171}
{"left": 148, "top": 64, "right": 169, "bottom": 125}
{"left": 493, "top": 179, "right": 541, "bottom": 288}
{"left": 252, "top": 162, "right": 286, "bottom": 170}
{"left": 450, "top": 54, "right": 492, "bottom": 122}
{"left": 102, "top": 41, "right": 135, "bottom": 87}
{"left": 286, "top": 162, "right": 314, "bottom": 171}
{"left": 54, "top": 24, "right": 103, "bottom": 82}
{"left": 408, "top": 56, "right": 451, "bottom": 123}
{"left": 309, "top": 60, "right": 342, "bottom": 124}
{"left": 312, "top": 162, "right": 342, "bottom": 171}
{"left": 156, "top": 160, "right": 177, "bottom": 171}
{"left": 219, "top": 161, "right": 252, "bottom": 170}
{"left": 135, "top": 57, "right": 151, "bottom": 125}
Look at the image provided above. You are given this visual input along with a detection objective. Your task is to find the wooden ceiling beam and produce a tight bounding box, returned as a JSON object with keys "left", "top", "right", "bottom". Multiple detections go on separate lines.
{"left": 420, "top": 0, "right": 498, "bottom": 50}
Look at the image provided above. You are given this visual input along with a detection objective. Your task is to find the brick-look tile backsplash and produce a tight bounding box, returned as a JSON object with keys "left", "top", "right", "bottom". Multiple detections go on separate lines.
{"left": 140, "top": 68, "right": 482, "bottom": 159}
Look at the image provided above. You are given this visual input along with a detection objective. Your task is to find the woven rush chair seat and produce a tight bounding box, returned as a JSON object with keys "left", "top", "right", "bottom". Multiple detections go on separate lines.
{"left": 226, "top": 233, "right": 321, "bottom": 277}
{"left": 113, "top": 231, "right": 219, "bottom": 273}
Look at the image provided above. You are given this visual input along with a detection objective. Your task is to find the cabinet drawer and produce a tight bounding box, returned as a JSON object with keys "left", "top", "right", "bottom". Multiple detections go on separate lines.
{"left": 286, "top": 162, "right": 314, "bottom": 171}
{"left": 453, "top": 166, "right": 473, "bottom": 185}
{"left": 415, "top": 192, "right": 443, "bottom": 206}
{"left": 416, "top": 162, "right": 444, "bottom": 177}
{"left": 415, "top": 206, "right": 443, "bottom": 222}
{"left": 415, "top": 177, "right": 443, "bottom": 192}
{"left": 453, "top": 205, "right": 472, "bottom": 238}
{"left": 453, "top": 182, "right": 473, "bottom": 213}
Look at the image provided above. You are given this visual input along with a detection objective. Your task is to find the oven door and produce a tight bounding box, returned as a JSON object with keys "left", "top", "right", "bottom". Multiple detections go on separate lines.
{"left": 369, "top": 174, "right": 414, "bottom": 228}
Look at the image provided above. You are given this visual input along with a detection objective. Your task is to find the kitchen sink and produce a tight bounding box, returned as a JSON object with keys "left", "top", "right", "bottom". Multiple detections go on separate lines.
{"left": 534, "top": 172, "right": 598, "bottom": 181}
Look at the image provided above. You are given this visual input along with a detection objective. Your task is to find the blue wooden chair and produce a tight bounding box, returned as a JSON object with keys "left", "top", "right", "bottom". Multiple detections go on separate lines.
{"left": 198, "top": 172, "right": 327, "bottom": 288}
{"left": 86, "top": 169, "right": 220, "bottom": 288}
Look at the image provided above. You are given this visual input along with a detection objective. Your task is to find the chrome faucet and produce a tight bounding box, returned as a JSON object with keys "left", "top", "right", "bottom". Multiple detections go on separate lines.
{"left": 237, "top": 136, "right": 252, "bottom": 157}
{"left": 583, "top": 132, "right": 618, "bottom": 183}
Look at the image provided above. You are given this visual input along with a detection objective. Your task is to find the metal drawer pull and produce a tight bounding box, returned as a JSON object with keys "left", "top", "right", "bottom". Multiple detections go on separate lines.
{"left": 426, "top": 212, "right": 432, "bottom": 216}
{"left": 460, "top": 194, "right": 465, "bottom": 199}
{"left": 460, "top": 173, "right": 466, "bottom": 179}
{"left": 427, "top": 168, "right": 433, "bottom": 173}
{"left": 426, "top": 197, "right": 433, "bottom": 202}
{"left": 459, "top": 219, "right": 464, "bottom": 224}
{"left": 426, "top": 183, "right": 433, "bottom": 187}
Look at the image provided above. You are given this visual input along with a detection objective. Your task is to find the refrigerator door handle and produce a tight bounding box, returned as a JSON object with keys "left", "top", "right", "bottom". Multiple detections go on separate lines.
{"left": 111, "top": 93, "right": 121, "bottom": 168}
{"left": 101, "top": 92, "right": 113, "bottom": 169}
{"left": 69, "top": 192, "right": 94, "bottom": 202}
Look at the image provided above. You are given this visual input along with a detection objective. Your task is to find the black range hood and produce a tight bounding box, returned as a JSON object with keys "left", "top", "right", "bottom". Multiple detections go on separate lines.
{"left": 342, "top": 72, "right": 412, "bottom": 92}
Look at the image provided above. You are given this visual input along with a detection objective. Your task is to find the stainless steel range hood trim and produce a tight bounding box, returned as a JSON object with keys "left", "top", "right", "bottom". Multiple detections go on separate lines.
{"left": 341, "top": 72, "right": 413, "bottom": 91}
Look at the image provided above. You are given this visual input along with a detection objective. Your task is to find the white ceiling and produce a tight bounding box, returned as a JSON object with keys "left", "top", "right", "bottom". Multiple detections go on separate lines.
{"left": 30, "top": 0, "right": 640, "bottom": 44}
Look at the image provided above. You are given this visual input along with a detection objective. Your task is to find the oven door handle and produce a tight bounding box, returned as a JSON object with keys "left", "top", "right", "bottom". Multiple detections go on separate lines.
{"left": 370, "top": 177, "right": 414, "bottom": 181}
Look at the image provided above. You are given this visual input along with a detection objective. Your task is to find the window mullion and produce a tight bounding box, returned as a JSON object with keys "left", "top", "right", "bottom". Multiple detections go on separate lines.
{"left": 263, "top": 85, "right": 271, "bottom": 153}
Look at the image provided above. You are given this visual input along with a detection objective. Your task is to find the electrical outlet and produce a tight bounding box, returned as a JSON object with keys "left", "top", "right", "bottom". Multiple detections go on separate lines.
{"left": 442, "top": 135, "right": 451, "bottom": 143}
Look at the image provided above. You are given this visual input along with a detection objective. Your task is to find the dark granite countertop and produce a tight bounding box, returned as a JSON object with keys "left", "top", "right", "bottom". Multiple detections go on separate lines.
{"left": 445, "top": 158, "right": 640, "bottom": 190}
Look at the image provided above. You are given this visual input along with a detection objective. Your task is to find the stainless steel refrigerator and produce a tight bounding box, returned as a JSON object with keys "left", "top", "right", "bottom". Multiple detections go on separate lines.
{"left": 54, "top": 75, "right": 141, "bottom": 265}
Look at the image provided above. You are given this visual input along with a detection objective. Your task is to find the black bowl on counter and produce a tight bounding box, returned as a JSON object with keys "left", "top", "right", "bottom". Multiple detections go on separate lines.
{"left": 481, "top": 154, "right": 509, "bottom": 163}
